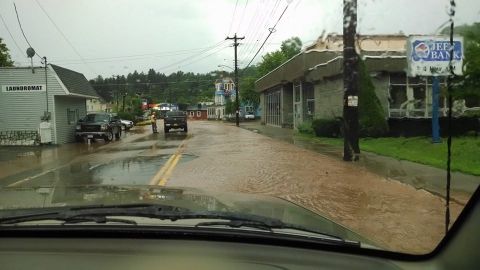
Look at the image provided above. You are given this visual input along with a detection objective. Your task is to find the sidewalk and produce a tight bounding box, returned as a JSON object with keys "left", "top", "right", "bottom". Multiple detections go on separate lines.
{"left": 239, "top": 120, "right": 480, "bottom": 205}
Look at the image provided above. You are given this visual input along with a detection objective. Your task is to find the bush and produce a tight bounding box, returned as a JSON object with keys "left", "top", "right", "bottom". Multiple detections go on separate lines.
{"left": 358, "top": 59, "right": 389, "bottom": 137}
{"left": 117, "top": 111, "right": 135, "bottom": 121}
{"left": 312, "top": 119, "right": 341, "bottom": 137}
{"left": 297, "top": 121, "right": 314, "bottom": 134}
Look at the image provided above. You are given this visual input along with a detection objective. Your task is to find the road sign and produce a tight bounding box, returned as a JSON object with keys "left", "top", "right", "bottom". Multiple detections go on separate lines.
{"left": 407, "top": 36, "right": 463, "bottom": 76}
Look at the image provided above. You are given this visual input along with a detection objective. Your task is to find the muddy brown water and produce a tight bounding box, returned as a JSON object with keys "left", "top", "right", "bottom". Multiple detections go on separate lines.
{"left": 170, "top": 121, "right": 470, "bottom": 254}
{"left": 0, "top": 122, "right": 474, "bottom": 254}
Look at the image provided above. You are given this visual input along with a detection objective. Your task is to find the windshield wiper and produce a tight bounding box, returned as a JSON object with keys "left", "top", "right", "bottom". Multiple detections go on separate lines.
{"left": 0, "top": 203, "right": 186, "bottom": 225}
{"left": 195, "top": 220, "right": 359, "bottom": 247}
{"left": 0, "top": 203, "right": 359, "bottom": 246}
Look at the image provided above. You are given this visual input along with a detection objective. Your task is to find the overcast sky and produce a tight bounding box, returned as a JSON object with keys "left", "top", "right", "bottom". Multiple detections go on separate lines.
{"left": 1, "top": 0, "right": 479, "bottom": 79}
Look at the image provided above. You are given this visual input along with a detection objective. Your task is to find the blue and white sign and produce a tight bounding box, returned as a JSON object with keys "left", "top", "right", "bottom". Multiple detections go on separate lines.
{"left": 407, "top": 36, "right": 463, "bottom": 76}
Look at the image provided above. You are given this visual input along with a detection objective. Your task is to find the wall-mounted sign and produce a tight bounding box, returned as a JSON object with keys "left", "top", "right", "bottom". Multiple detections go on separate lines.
{"left": 407, "top": 36, "right": 463, "bottom": 76}
{"left": 347, "top": 95, "right": 358, "bottom": 107}
{"left": 1, "top": 85, "right": 46, "bottom": 92}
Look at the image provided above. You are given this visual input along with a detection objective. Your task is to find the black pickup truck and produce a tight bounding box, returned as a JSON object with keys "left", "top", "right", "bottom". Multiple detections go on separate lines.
{"left": 75, "top": 113, "right": 122, "bottom": 142}
{"left": 164, "top": 111, "right": 188, "bottom": 133}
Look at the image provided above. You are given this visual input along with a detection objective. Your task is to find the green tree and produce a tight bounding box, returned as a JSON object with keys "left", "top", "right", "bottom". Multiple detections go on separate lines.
{"left": 442, "top": 23, "right": 480, "bottom": 102}
{"left": 280, "top": 36, "right": 302, "bottom": 59}
{"left": 239, "top": 76, "right": 259, "bottom": 107}
{"left": 256, "top": 37, "right": 302, "bottom": 77}
{"left": 257, "top": 50, "right": 286, "bottom": 77}
{"left": 358, "top": 59, "right": 388, "bottom": 137}
{"left": 0, "top": 38, "right": 14, "bottom": 67}
{"left": 225, "top": 99, "right": 235, "bottom": 115}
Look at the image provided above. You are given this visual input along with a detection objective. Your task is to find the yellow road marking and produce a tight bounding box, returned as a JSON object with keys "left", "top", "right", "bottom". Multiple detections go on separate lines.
{"left": 157, "top": 154, "right": 182, "bottom": 186}
{"left": 148, "top": 154, "right": 176, "bottom": 185}
{"left": 149, "top": 136, "right": 189, "bottom": 186}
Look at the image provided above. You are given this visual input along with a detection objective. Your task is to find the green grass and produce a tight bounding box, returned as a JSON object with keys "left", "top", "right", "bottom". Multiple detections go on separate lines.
{"left": 295, "top": 133, "right": 480, "bottom": 176}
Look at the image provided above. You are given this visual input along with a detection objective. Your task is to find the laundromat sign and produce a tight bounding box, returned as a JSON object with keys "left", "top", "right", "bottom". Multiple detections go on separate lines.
{"left": 1, "top": 84, "right": 46, "bottom": 92}
{"left": 407, "top": 36, "right": 463, "bottom": 76}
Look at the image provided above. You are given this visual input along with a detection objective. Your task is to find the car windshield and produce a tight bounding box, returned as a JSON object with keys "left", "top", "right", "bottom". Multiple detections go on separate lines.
{"left": 84, "top": 114, "right": 109, "bottom": 122}
{"left": 0, "top": 0, "right": 479, "bottom": 256}
{"left": 166, "top": 111, "right": 185, "bottom": 117}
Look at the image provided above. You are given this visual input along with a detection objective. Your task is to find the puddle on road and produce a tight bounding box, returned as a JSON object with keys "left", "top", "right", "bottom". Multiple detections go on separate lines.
{"left": 14, "top": 153, "right": 198, "bottom": 188}
{"left": 102, "top": 142, "right": 177, "bottom": 153}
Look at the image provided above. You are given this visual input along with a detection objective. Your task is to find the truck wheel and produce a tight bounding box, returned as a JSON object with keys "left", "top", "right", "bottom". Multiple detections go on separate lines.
{"left": 104, "top": 131, "right": 113, "bottom": 142}
{"left": 184, "top": 126, "right": 188, "bottom": 133}
{"left": 115, "top": 128, "right": 121, "bottom": 139}
{"left": 164, "top": 126, "right": 169, "bottom": 133}
{"left": 75, "top": 136, "right": 83, "bottom": 143}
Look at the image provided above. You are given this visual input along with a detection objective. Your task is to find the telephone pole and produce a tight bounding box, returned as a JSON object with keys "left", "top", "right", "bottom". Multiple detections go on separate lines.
{"left": 226, "top": 33, "right": 244, "bottom": 127}
{"left": 342, "top": 0, "right": 360, "bottom": 161}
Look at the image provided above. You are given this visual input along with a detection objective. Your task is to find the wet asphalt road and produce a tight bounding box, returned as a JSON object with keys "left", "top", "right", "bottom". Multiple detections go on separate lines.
{"left": 0, "top": 120, "right": 469, "bottom": 253}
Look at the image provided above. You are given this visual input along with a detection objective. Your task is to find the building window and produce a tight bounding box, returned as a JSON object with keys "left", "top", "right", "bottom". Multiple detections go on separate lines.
{"left": 67, "top": 109, "right": 79, "bottom": 125}
{"left": 196, "top": 111, "right": 201, "bottom": 117}
{"left": 189, "top": 111, "right": 194, "bottom": 116}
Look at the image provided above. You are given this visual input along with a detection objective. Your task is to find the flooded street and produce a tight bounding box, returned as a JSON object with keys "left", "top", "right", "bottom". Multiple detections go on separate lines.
{"left": 0, "top": 121, "right": 476, "bottom": 254}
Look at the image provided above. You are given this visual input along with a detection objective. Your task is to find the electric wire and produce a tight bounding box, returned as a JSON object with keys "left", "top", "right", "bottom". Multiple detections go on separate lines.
{"left": 0, "top": 12, "right": 25, "bottom": 57}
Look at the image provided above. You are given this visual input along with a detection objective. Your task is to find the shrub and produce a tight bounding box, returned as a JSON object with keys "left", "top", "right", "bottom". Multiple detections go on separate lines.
{"left": 312, "top": 118, "right": 341, "bottom": 137}
{"left": 358, "top": 59, "right": 389, "bottom": 137}
{"left": 297, "top": 121, "right": 314, "bottom": 134}
{"left": 117, "top": 111, "right": 135, "bottom": 121}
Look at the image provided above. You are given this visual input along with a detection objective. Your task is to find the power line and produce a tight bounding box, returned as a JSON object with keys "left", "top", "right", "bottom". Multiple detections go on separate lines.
{"left": 34, "top": 0, "right": 96, "bottom": 74}
{"left": 93, "top": 79, "right": 216, "bottom": 86}
{"left": 13, "top": 2, "right": 42, "bottom": 59}
{"left": 238, "top": 0, "right": 272, "bottom": 59}
{"left": 235, "top": 0, "right": 249, "bottom": 34}
{"left": 0, "top": 12, "right": 26, "bottom": 57}
{"left": 169, "top": 45, "right": 230, "bottom": 71}
{"left": 14, "top": 43, "right": 227, "bottom": 65}
{"left": 227, "top": 0, "right": 239, "bottom": 36}
{"left": 155, "top": 40, "right": 227, "bottom": 72}
{"left": 240, "top": 0, "right": 281, "bottom": 64}
{"left": 243, "top": 0, "right": 281, "bottom": 61}
{"left": 244, "top": 4, "right": 289, "bottom": 69}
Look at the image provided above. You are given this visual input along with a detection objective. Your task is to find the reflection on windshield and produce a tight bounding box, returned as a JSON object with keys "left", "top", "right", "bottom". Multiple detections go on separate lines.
{"left": 85, "top": 114, "right": 109, "bottom": 122}
{"left": 0, "top": 0, "right": 478, "bottom": 256}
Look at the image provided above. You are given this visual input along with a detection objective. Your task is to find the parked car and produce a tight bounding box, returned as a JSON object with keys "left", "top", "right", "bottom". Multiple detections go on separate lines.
{"left": 75, "top": 113, "right": 122, "bottom": 142}
{"left": 120, "top": 119, "right": 134, "bottom": 130}
{"left": 244, "top": 112, "right": 255, "bottom": 120}
{"left": 164, "top": 111, "right": 188, "bottom": 133}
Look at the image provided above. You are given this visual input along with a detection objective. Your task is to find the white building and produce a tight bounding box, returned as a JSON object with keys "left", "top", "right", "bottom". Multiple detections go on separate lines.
{"left": 208, "top": 77, "right": 235, "bottom": 120}
{"left": 0, "top": 65, "right": 99, "bottom": 145}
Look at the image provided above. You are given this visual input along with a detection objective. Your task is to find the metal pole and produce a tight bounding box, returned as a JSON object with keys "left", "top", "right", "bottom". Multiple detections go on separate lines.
{"left": 44, "top": 57, "right": 49, "bottom": 118}
{"left": 226, "top": 33, "right": 245, "bottom": 127}
{"left": 116, "top": 76, "right": 119, "bottom": 111}
{"left": 122, "top": 93, "right": 126, "bottom": 112}
{"left": 342, "top": 0, "right": 360, "bottom": 161}
{"left": 432, "top": 76, "right": 441, "bottom": 143}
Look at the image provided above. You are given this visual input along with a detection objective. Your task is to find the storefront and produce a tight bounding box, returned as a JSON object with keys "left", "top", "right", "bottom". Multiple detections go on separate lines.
{"left": 0, "top": 65, "right": 99, "bottom": 145}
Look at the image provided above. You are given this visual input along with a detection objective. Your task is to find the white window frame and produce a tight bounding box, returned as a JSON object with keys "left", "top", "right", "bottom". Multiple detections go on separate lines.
{"left": 196, "top": 111, "right": 202, "bottom": 117}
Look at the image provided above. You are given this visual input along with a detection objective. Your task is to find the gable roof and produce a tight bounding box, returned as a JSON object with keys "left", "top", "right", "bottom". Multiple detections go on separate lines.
{"left": 50, "top": 64, "right": 99, "bottom": 98}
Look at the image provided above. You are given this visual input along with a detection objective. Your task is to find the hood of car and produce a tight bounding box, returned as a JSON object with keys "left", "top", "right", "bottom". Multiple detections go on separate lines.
{"left": 0, "top": 185, "right": 371, "bottom": 244}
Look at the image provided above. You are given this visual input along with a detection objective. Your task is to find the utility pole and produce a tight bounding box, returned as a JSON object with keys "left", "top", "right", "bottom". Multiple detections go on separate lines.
{"left": 43, "top": 57, "right": 49, "bottom": 119}
{"left": 342, "top": 0, "right": 360, "bottom": 161}
{"left": 116, "top": 75, "right": 120, "bottom": 112}
{"left": 226, "top": 33, "right": 244, "bottom": 127}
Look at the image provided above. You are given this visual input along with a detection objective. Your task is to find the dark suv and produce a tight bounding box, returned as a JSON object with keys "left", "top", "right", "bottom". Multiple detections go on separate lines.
{"left": 164, "top": 111, "right": 187, "bottom": 133}
{"left": 75, "top": 113, "right": 122, "bottom": 142}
